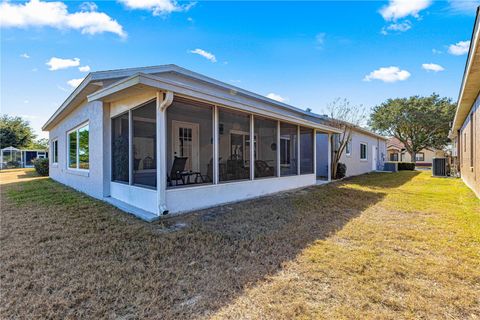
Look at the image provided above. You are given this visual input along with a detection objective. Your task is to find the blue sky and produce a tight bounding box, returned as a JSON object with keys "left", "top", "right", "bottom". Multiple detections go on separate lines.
{"left": 1, "top": 0, "right": 478, "bottom": 138}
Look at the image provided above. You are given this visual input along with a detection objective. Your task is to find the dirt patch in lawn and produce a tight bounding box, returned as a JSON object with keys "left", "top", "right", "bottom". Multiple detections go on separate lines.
{"left": 1, "top": 169, "right": 479, "bottom": 319}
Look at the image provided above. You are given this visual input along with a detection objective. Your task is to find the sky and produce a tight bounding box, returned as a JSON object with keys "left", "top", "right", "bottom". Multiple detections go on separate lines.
{"left": 1, "top": 0, "right": 478, "bottom": 138}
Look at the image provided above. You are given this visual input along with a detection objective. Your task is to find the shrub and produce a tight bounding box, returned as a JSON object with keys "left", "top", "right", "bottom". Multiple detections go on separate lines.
{"left": 335, "top": 162, "right": 347, "bottom": 179}
{"left": 398, "top": 162, "right": 415, "bottom": 171}
{"left": 33, "top": 158, "right": 49, "bottom": 176}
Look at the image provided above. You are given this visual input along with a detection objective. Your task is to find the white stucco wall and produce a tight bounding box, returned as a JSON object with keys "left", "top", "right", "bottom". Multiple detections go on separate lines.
{"left": 340, "top": 130, "right": 386, "bottom": 177}
{"left": 49, "top": 100, "right": 109, "bottom": 199}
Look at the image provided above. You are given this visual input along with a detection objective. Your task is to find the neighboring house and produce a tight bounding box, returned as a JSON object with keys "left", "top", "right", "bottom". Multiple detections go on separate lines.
{"left": 0, "top": 146, "right": 48, "bottom": 169}
{"left": 42, "top": 64, "right": 386, "bottom": 221}
{"left": 450, "top": 7, "right": 479, "bottom": 198}
{"left": 386, "top": 137, "right": 445, "bottom": 167}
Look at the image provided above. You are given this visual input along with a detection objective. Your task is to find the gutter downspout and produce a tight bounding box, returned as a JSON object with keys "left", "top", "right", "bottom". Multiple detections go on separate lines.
{"left": 157, "top": 91, "right": 174, "bottom": 215}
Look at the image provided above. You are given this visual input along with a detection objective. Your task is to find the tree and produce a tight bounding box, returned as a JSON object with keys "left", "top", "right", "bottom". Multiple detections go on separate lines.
{"left": 29, "top": 138, "right": 49, "bottom": 150}
{"left": 370, "top": 93, "right": 456, "bottom": 163}
{"left": 0, "top": 115, "right": 36, "bottom": 149}
{"left": 325, "top": 98, "right": 367, "bottom": 179}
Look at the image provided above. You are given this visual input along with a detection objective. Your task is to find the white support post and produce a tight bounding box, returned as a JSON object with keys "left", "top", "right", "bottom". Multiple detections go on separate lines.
{"left": 250, "top": 114, "right": 255, "bottom": 180}
{"left": 128, "top": 110, "right": 133, "bottom": 185}
{"left": 277, "top": 120, "right": 281, "bottom": 177}
{"left": 297, "top": 125, "right": 301, "bottom": 175}
{"left": 327, "top": 133, "right": 332, "bottom": 181}
{"left": 313, "top": 130, "right": 317, "bottom": 177}
{"left": 213, "top": 106, "right": 219, "bottom": 184}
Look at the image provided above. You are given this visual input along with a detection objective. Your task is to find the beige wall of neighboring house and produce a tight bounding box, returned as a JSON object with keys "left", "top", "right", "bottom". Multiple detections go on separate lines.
{"left": 450, "top": 7, "right": 479, "bottom": 198}
{"left": 387, "top": 148, "right": 445, "bottom": 166}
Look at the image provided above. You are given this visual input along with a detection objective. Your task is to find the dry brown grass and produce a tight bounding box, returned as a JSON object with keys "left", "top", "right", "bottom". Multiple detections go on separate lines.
{"left": 1, "top": 169, "right": 479, "bottom": 319}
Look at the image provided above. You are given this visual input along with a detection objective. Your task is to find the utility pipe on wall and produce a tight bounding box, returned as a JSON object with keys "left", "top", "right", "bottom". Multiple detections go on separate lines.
{"left": 157, "top": 91, "right": 174, "bottom": 215}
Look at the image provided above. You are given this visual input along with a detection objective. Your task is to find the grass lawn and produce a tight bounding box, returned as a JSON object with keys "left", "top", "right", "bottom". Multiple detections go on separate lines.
{"left": 1, "top": 169, "right": 479, "bottom": 319}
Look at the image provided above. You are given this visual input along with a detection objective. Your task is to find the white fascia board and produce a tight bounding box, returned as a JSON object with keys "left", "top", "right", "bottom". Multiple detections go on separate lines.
{"left": 88, "top": 73, "right": 342, "bottom": 133}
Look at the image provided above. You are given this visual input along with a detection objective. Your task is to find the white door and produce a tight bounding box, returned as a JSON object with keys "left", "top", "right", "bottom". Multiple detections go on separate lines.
{"left": 372, "top": 145, "right": 377, "bottom": 171}
{"left": 172, "top": 121, "right": 200, "bottom": 172}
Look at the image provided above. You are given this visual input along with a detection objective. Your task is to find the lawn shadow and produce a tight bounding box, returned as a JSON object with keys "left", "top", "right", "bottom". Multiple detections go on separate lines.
{"left": 0, "top": 172, "right": 415, "bottom": 319}
{"left": 339, "top": 171, "right": 420, "bottom": 189}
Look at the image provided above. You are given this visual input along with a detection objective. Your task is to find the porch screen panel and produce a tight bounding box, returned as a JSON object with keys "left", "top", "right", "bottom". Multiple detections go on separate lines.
{"left": 254, "top": 116, "right": 277, "bottom": 178}
{"left": 166, "top": 97, "right": 213, "bottom": 187}
{"left": 280, "top": 122, "right": 298, "bottom": 176}
{"left": 112, "top": 113, "right": 129, "bottom": 183}
{"left": 132, "top": 101, "right": 156, "bottom": 188}
{"left": 218, "top": 108, "right": 251, "bottom": 182}
{"left": 300, "top": 127, "right": 314, "bottom": 174}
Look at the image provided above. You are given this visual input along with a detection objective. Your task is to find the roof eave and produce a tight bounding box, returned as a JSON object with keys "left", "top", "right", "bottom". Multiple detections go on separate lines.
{"left": 450, "top": 6, "right": 480, "bottom": 137}
{"left": 88, "top": 73, "right": 343, "bottom": 134}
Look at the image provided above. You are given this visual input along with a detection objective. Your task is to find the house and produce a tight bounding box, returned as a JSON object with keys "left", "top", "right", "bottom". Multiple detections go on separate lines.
{"left": 386, "top": 137, "right": 446, "bottom": 167}
{"left": 0, "top": 146, "right": 48, "bottom": 169}
{"left": 42, "top": 64, "right": 386, "bottom": 221}
{"left": 449, "top": 7, "right": 479, "bottom": 197}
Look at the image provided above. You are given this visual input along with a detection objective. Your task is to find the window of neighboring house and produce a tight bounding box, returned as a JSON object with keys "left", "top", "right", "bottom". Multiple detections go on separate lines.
{"left": 67, "top": 123, "right": 89, "bottom": 170}
{"left": 415, "top": 152, "right": 425, "bottom": 162}
{"left": 345, "top": 139, "right": 352, "bottom": 156}
{"left": 390, "top": 153, "right": 398, "bottom": 161}
{"left": 51, "top": 139, "right": 58, "bottom": 164}
{"left": 471, "top": 114, "right": 474, "bottom": 167}
{"left": 464, "top": 132, "right": 467, "bottom": 153}
{"left": 360, "top": 143, "right": 367, "bottom": 160}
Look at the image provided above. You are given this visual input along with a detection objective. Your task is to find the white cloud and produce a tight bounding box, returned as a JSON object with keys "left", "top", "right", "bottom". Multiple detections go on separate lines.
{"left": 46, "top": 57, "right": 80, "bottom": 71}
{"left": 266, "top": 93, "right": 287, "bottom": 103}
{"left": 448, "top": 40, "right": 470, "bottom": 55}
{"left": 381, "top": 20, "right": 412, "bottom": 34}
{"left": 79, "top": 65, "right": 91, "bottom": 72}
{"left": 316, "top": 32, "right": 326, "bottom": 49}
{"left": 0, "top": 0, "right": 126, "bottom": 38}
{"left": 448, "top": 0, "right": 480, "bottom": 15}
{"left": 422, "top": 63, "right": 445, "bottom": 72}
{"left": 79, "top": 2, "right": 98, "bottom": 12}
{"left": 432, "top": 48, "right": 442, "bottom": 54}
{"left": 189, "top": 48, "right": 216, "bottom": 62}
{"left": 20, "top": 53, "right": 30, "bottom": 59}
{"left": 379, "top": 0, "right": 431, "bottom": 21}
{"left": 119, "top": 0, "right": 195, "bottom": 15}
{"left": 67, "top": 77, "right": 85, "bottom": 88}
{"left": 363, "top": 66, "right": 411, "bottom": 83}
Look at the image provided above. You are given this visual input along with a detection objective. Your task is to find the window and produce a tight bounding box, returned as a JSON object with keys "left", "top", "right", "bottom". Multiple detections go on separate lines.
{"left": 112, "top": 113, "right": 129, "bottom": 183}
{"left": 360, "top": 143, "right": 367, "bottom": 160}
{"left": 67, "top": 123, "right": 89, "bottom": 170}
{"left": 167, "top": 97, "right": 213, "bottom": 187}
{"left": 254, "top": 116, "right": 277, "bottom": 178}
{"left": 300, "top": 127, "right": 314, "bottom": 174}
{"left": 132, "top": 101, "right": 156, "bottom": 188}
{"left": 389, "top": 153, "right": 398, "bottom": 161}
{"left": 464, "top": 132, "right": 467, "bottom": 152}
{"left": 280, "top": 122, "right": 298, "bottom": 176}
{"left": 218, "top": 108, "right": 251, "bottom": 182}
{"left": 345, "top": 138, "right": 352, "bottom": 156}
{"left": 51, "top": 139, "right": 58, "bottom": 164}
{"left": 415, "top": 152, "right": 425, "bottom": 162}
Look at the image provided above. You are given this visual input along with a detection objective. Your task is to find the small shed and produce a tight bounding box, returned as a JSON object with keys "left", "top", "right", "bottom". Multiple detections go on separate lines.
{"left": 0, "top": 146, "right": 48, "bottom": 169}
{"left": 0, "top": 146, "right": 22, "bottom": 169}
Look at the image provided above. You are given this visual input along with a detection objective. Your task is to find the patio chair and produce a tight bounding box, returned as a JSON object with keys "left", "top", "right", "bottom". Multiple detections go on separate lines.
{"left": 168, "top": 157, "right": 188, "bottom": 186}
{"left": 255, "top": 160, "right": 275, "bottom": 177}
